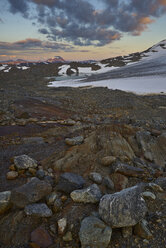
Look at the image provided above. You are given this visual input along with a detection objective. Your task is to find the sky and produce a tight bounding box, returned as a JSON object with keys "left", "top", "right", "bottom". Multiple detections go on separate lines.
{"left": 0, "top": 0, "right": 166, "bottom": 61}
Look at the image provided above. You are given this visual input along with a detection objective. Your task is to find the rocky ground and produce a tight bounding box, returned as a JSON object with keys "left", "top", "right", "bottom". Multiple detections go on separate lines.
{"left": 0, "top": 64, "right": 166, "bottom": 248}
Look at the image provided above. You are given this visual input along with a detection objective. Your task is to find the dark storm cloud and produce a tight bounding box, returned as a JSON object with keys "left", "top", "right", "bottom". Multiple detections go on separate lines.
{"left": 6, "top": 0, "right": 166, "bottom": 46}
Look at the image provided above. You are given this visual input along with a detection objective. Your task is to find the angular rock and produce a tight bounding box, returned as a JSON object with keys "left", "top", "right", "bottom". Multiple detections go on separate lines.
{"left": 31, "top": 227, "right": 53, "bottom": 248}
{"left": 25, "top": 203, "right": 52, "bottom": 217}
{"left": 70, "top": 184, "right": 102, "bottom": 203}
{"left": 79, "top": 216, "right": 112, "bottom": 248}
{"left": 11, "top": 178, "right": 52, "bottom": 208}
{"left": 101, "top": 156, "right": 116, "bottom": 166}
{"left": 99, "top": 185, "right": 147, "bottom": 228}
{"left": 46, "top": 192, "right": 58, "bottom": 206}
{"left": 0, "top": 191, "right": 11, "bottom": 214}
{"left": 134, "top": 219, "right": 153, "bottom": 240}
{"left": 53, "top": 198, "right": 63, "bottom": 213}
{"left": 6, "top": 171, "right": 18, "bottom": 180}
{"left": 110, "top": 173, "right": 128, "bottom": 191}
{"left": 89, "top": 172, "right": 102, "bottom": 184}
{"left": 114, "top": 162, "right": 147, "bottom": 178}
{"left": 14, "top": 154, "right": 38, "bottom": 170}
{"left": 57, "top": 172, "right": 85, "bottom": 194}
{"left": 65, "top": 136, "right": 84, "bottom": 146}
{"left": 63, "top": 231, "right": 73, "bottom": 242}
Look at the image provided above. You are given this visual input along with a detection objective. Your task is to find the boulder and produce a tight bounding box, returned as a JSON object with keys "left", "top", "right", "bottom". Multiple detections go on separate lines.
{"left": 79, "top": 216, "right": 112, "bottom": 248}
{"left": 99, "top": 185, "right": 147, "bottom": 228}
{"left": 57, "top": 172, "right": 85, "bottom": 194}
{"left": 70, "top": 184, "right": 102, "bottom": 203}
{"left": 0, "top": 191, "right": 11, "bottom": 214}
{"left": 14, "top": 154, "right": 38, "bottom": 170}
{"left": 11, "top": 178, "right": 52, "bottom": 208}
{"left": 25, "top": 203, "right": 52, "bottom": 217}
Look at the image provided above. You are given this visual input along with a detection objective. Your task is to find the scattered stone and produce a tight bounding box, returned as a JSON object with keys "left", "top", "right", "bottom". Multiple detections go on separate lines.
{"left": 36, "top": 169, "right": 45, "bottom": 179}
{"left": 71, "top": 184, "right": 102, "bottom": 203}
{"left": 155, "top": 177, "right": 166, "bottom": 191}
{"left": 46, "top": 192, "right": 58, "bottom": 206}
{"left": 89, "top": 172, "right": 102, "bottom": 184}
{"left": 31, "top": 227, "right": 53, "bottom": 248}
{"left": 11, "top": 177, "right": 52, "bottom": 208}
{"left": 29, "top": 168, "right": 37, "bottom": 176}
{"left": 122, "top": 226, "right": 133, "bottom": 238}
{"left": 23, "top": 137, "right": 44, "bottom": 144}
{"left": 110, "top": 173, "right": 128, "bottom": 191}
{"left": 9, "top": 164, "right": 15, "bottom": 171}
{"left": 142, "top": 191, "right": 156, "bottom": 200}
{"left": 79, "top": 216, "right": 112, "bottom": 248}
{"left": 6, "top": 171, "right": 18, "bottom": 180}
{"left": 44, "top": 175, "right": 54, "bottom": 186}
{"left": 49, "top": 224, "right": 57, "bottom": 235}
{"left": 63, "top": 231, "right": 73, "bottom": 242}
{"left": 103, "top": 177, "right": 114, "bottom": 190}
{"left": 53, "top": 198, "right": 63, "bottom": 213}
{"left": 65, "top": 136, "right": 84, "bottom": 146}
{"left": 0, "top": 191, "right": 11, "bottom": 214}
{"left": 99, "top": 185, "right": 147, "bottom": 228}
{"left": 134, "top": 219, "right": 153, "bottom": 240}
{"left": 114, "top": 162, "right": 147, "bottom": 178}
{"left": 101, "top": 156, "right": 116, "bottom": 166}
{"left": 57, "top": 172, "right": 85, "bottom": 194}
{"left": 25, "top": 203, "right": 52, "bottom": 217}
{"left": 147, "top": 182, "right": 164, "bottom": 192}
{"left": 63, "top": 119, "right": 76, "bottom": 126}
{"left": 58, "top": 218, "right": 67, "bottom": 235}
{"left": 14, "top": 154, "right": 38, "bottom": 170}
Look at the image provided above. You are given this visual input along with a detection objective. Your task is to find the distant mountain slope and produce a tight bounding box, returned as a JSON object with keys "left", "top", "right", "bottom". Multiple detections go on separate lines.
{"left": 101, "top": 39, "right": 166, "bottom": 67}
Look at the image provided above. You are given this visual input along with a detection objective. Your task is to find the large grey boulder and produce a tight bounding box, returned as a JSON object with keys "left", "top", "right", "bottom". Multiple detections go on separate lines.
{"left": 57, "top": 172, "right": 85, "bottom": 194}
{"left": 25, "top": 203, "right": 52, "bottom": 217}
{"left": 14, "top": 154, "right": 38, "bottom": 170}
{"left": 70, "top": 184, "right": 102, "bottom": 203}
{"left": 11, "top": 178, "right": 52, "bottom": 208}
{"left": 99, "top": 185, "right": 147, "bottom": 228}
{"left": 79, "top": 216, "right": 112, "bottom": 248}
{"left": 0, "top": 191, "right": 11, "bottom": 214}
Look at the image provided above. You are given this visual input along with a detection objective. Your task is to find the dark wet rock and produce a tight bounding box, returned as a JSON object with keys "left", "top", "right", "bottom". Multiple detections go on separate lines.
{"left": 70, "top": 184, "right": 102, "bottom": 203}
{"left": 14, "top": 154, "right": 38, "bottom": 170}
{"left": 56, "top": 172, "right": 85, "bottom": 194}
{"left": 11, "top": 178, "right": 52, "bottom": 208}
{"left": 134, "top": 219, "right": 153, "bottom": 240}
{"left": 25, "top": 203, "right": 52, "bottom": 217}
{"left": 31, "top": 227, "right": 53, "bottom": 248}
{"left": 110, "top": 173, "right": 128, "bottom": 191}
{"left": 114, "top": 161, "right": 148, "bottom": 178}
{"left": 0, "top": 191, "right": 11, "bottom": 214}
{"left": 89, "top": 172, "right": 102, "bottom": 184}
{"left": 103, "top": 177, "right": 114, "bottom": 190}
{"left": 36, "top": 169, "right": 45, "bottom": 179}
{"left": 44, "top": 175, "right": 54, "bottom": 186}
{"left": 99, "top": 185, "right": 147, "bottom": 228}
{"left": 65, "top": 136, "right": 84, "bottom": 146}
{"left": 79, "top": 216, "right": 112, "bottom": 248}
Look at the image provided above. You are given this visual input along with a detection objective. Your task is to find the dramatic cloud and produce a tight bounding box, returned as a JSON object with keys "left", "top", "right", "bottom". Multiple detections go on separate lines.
{"left": 0, "top": 38, "right": 76, "bottom": 52}
{"left": 6, "top": 0, "right": 166, "bottom": 47}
